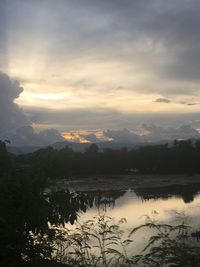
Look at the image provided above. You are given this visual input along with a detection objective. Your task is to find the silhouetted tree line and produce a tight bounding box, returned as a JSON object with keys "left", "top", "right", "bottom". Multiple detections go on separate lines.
{"left": 17, "top": 139, "right": 200, "bottom": 178}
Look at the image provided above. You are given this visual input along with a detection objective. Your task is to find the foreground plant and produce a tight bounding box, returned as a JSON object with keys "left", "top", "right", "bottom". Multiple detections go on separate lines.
{"left": 52, "top": 214, "right": 134, "bottom": 267}
{"left": 130, "top": 215, "right": 200, "bottom": 267}
{"left": 52, "top": 213, "right": 200, "bottom": 267}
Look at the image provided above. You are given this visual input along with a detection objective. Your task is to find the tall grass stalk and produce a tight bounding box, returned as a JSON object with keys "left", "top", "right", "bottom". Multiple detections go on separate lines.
{"left": 51, "top": 213, "right": 200, "bottom": 267}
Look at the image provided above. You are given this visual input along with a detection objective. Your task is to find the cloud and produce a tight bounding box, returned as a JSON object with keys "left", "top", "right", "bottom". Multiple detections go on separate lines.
{"left": 37, "top": 129, "right": 64, "bottom": 145}
{"left": 24, "top": 105, "right": 200, "bottom": 132}
{"left": 25, "top": 107, "right": 125, "bottom": 131}
{"left": 2, "top": 0, "right": 200, "bottom": 103}
{"left": 140, "top": 124, "right": 200, "bottom": 141}
{"left": 26, "top": 106, "right": 200, "bottom": 131}
{"left": 154, "top": 98, "right": 200, "bottom": 106}
{"left": 186, "top": 103, "right": 198, "bottom": 106}
{"left": 102, "top": 124, "right": 200, "bottom": 144}
{"left": 180, "top": 101, "right": 200, "bottom": 106}
{"left": 0, "top": 71, "right": 199, "bottom": 146}
{"left": 0, "top": 73, "right": 64, "bottom": 146}
{"left": 103, "top": 128, "right": 141, "bottom": 143}
{"left": 79, "top": 133, "right": 100, "bottom": 143}
{"left": 7, "top": 126, "right": 64, "bottom": 147}
{"left": 2, "top": 0, "right": 200, "bottom": 147}
{"left": 0, "top": 72, "right": 30, "bottom": 134}
{"left": 154, "top": 98, "right": 171, "bottom": 103}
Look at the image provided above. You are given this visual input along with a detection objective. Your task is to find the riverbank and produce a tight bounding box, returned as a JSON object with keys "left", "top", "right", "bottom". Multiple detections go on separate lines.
{"left": 52, "top": 174, "right": 200, "bottom": 191}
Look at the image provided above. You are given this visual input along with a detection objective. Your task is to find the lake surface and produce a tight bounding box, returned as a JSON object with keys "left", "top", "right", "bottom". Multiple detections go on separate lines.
{"left": 77, "top": 184, "right": 200, "bottom": 226}
{"left": 68, "top": 183, "right": 200, "bottom": 254}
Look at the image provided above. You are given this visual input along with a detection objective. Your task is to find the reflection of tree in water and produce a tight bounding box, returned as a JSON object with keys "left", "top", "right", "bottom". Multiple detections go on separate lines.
{"left": 77, "top": 190, "right": 127, "bottom": 210}
{"left": 135, "top": 184, "right": 200, "bottom": 203}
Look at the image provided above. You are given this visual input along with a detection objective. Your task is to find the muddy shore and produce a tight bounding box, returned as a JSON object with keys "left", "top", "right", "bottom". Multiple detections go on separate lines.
{"left": 52, "top": 174, "right": 200, "bottom": 191}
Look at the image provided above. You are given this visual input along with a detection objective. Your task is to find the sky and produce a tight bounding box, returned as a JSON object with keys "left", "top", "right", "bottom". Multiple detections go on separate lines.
{"left": 1, "top": 0, "right": 200, "bottom": 145}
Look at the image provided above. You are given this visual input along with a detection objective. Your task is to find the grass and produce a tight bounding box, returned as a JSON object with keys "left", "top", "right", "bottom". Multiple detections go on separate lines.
{"left": 49, "top": 213, "right": 200, "bottom": 267}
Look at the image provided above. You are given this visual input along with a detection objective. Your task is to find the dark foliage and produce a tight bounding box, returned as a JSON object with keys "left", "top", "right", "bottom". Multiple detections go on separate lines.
{"left": 18, "top": 139, "right": 200, "bottom": 178}
{"left": 0, "top": 142, "right": 94, "bottom": 266}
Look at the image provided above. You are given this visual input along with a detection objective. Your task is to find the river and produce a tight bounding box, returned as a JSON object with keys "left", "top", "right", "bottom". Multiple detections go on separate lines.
{"left": 62, "top": 180, "right": 200, "bottom": 256}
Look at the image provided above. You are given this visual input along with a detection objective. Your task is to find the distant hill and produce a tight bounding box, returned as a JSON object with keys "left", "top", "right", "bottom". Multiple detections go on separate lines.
{"left": 7, "top": 145, "right": 44, "bottom": 155}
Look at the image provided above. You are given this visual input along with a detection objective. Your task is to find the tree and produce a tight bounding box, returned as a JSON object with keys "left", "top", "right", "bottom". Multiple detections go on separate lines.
{"left": 86, "top": 143, "right": 99, "bottom": 154}
{"left": 0, "top": 142, "right": 94, "bottom": 266}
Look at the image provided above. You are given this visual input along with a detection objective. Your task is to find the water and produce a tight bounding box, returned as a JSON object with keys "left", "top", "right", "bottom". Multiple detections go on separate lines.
{"left": 50, "top": 181, "right": 200, "bottom": 264}
{"left": 70, "top": 184, "right": 200, "bottom": 254}
{"left": 77, "top": 184, "right": 200, "bottom": 227}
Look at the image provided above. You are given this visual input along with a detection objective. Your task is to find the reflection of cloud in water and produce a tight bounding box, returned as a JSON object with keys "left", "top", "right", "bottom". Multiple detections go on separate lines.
{"left": 78, "top": 188, "right": 200, "bottom": 229}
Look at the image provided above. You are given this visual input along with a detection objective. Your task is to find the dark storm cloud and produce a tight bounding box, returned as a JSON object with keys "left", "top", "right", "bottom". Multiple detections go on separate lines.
{"left": 0, "top": 73, "right": 64, "bottom": 146}
{"left": 0, "top": 72, "right": 30, "bottom": 134}
{"left": 9, "top": 126, "right": 64, "bottom": 147}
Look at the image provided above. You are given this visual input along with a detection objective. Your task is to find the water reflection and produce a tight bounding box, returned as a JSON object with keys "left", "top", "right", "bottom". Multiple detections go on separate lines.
{"left": 77, "top": 190, "right": 126, "bottom": 210}
{"left": 77, "top": 184, "right": 200, "bottom": 231}
{"left": 59, "top": 184, "right": 200, "bottom": 258}
{"left": 135, "top": 183, "right": 200, "bottom": 203}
